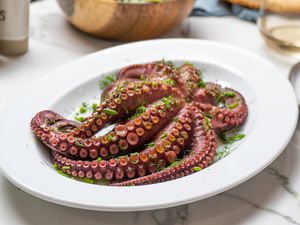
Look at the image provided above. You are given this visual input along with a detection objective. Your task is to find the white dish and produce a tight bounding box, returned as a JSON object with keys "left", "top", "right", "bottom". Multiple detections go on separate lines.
{"left": 0, "top": 39, "right": 298, "bottom": 211}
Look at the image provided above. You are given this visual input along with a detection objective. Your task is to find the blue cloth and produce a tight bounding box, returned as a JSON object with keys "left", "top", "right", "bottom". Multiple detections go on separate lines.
{"left": 192, "top": 0, "right": 259, "bottom": 22}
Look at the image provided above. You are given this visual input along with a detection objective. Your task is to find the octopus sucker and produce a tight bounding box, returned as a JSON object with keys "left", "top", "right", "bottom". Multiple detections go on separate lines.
{"left": 31, "top": 61, "right": 248, "bottom": 186}
{"left": 50, "top": 106, "right": 194, "bottom": 181}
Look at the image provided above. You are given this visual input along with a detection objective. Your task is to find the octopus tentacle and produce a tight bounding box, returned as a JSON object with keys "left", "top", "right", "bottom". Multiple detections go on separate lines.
{"left": 110, "top": 106, "right": 217, "bottom": 186}
{"left": 193, "top": 82, "right": 248, "bottom": 133}
{"left": 117, "top": 61, "right": 177, "bottom": 80}
{"left": 50, "top": 106, "right": 194, "bottom": 181}
{"left": 32, "top": 96, "right": 183, "bottom": 160}
{"left": 78, "top": 78, "right": 183, "bottom": 138}
{"left": 30, "top": 61, "right": 248, "bottom": 186}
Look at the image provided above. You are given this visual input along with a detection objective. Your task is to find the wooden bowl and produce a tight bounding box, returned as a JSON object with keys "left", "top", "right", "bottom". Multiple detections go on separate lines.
{"left": 57, "top": 0, "right": 195, "bottom": 41}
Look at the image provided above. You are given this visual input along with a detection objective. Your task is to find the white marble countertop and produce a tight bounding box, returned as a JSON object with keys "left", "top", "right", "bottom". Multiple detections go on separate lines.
{"left": 0, "top": 0, "right": 300, "bottom": 224}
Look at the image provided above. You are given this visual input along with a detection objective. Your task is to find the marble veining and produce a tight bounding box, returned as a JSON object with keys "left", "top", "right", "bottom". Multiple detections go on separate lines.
{"left": 266, "top": 167, "right": 300, "bottom": 206}
{"left": 222, "top": 193, "right": 300, "bottom": 225}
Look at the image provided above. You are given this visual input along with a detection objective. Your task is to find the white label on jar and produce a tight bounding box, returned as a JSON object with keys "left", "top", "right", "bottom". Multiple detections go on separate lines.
{"left": 0, "top": 0, "right": 29, "bottom": 41}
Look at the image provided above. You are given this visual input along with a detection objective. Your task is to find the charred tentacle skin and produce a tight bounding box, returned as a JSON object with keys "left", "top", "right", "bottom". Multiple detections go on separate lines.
{"left": 30, "top": 61, "right": 248, "bottom": 186}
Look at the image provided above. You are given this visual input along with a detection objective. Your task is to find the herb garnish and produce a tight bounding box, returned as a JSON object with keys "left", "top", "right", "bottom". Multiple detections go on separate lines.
{"left": 74, "top": 116, "right": 85, "bottom": 122}
{"left": 198, "top": 80, "right": 206, "bottom": 88}
{"left": 164, "top": 78, "right": 176, "bottom": 86}
{"left": 96, "top": 157, "right": 102, "bottom": 162}
{"left": 106, "top": 134, "right": 113, "bottom": 141}
{"left": 132, "top": 104, "right": 146, "bottom": 118}
{"left": 216, "top": 145, "right": 231, "bottom": 160}
{"left": 160, "top": 132, "right": 168, "bottom": 139}
{"left": 99, "top": 74, "right": 116, "bottom": 90}
{"left": 193, "top": 166, "right": 202, "bottom": 172}
{"left": 161, "top": 95, "right": 176, "bottom": 108}
{"left": 228, "top": 101, "right": 239, "bottom": 109}
{"left": 218, "top": 133, "right": 246, "bottom": 144}
{"left": 75, "top": 139, "right": 85, "bottom": 147}
{"left": 62, "top": 166, "right": 71, "bottom": 170}
{"left": 83, "top": 178, "right": 96, "bottom": 184}
{"left": 203, "top": 114, "right": 212, "bottom": 130}
{"left": 223, "top": 92, "right": 236, "bottom": 97}
{"left": 92, "top": 103, "right": 98, "bottom": 113}
{"left": 103, "top": 108, "right": 118, "bottom": 116}
{"left": 144, "top": 142, "right": 155, "bottom": 148}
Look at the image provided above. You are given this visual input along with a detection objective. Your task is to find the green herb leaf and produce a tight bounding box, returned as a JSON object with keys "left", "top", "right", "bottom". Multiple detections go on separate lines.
{"left": 99, "top": 74, "right": 116, "bottom": 90}
{"left": 132, "top": 105, "right": 146, "bottom": 118}
{"left": 62, "top": 166, "right": 71, "bottom": 170}
{"left": 193, "top": 166, "right": 202, "bottom": 172}
{"left": 144, "top": 142, "right": 155, "bottom": 148}
{"left": 203, "top": 114, "right": 212, "bottom": 130}
{"left": 160, "top": 132, "right": 168, "bottom": 139}
{"left": 106, "top": 134, "right": 113, "bottom": 141}
{"left": 74, "top": 116, "right": 85, "bottom": 122}
{"left": 164, "top": 78, "right": 176, "bottom": 87}
{"left": 198, "top": 80, "right": 206, "bottom": 88}
{"left": 218, "top": 133, "right": 246, "bottom": 144}
{"left": 223, "top": 92, "right": 236, "bottom": 97}
{"left": 173, "top": 117, "right": 179, "bottom": 123}
{"left": 103, "top": 108, "right": 118, "bottom": 116}
{"left": 92, "top": 103, "right": 98, "bottom": 113}
{"left": 79, "top": 106, "right": 87, "bottom": 114}
{"left": 96, "top": 157, "right": 102, "bottom": 162}
{"left": 228, "top": 101, "right": 239, "bottom": 109}
{"left": 169, "top": 160, "right": 181, "bottom": 168}
{"left": 75, "top": 139, "right": 85, "bottom": 147}
{"left": 161, "top": 95, "right": 176, "bottom": 108}
{"left": 82, "top": 178, "right": 96, "bottom": 184}
{"left": 228, "top": 134, "right": 246, "bottom": 143}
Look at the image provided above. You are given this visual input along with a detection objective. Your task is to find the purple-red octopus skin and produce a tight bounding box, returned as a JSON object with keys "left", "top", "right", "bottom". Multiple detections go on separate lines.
{"left": 30, "top": 61, "right": 248, "bottom": 186}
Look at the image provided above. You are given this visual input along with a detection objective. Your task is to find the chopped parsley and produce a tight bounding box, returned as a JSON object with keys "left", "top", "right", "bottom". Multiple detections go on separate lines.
{"left": 82, "top": 178, "right": 96, "bottom": 184}
{"left": 74, "top": 116, "right": 85, "bottom": 122}
{"left": 203, "top": 114, "right": 212, "bottom": 130}
{"left": 144, "top": 142, "right": 155, "bottom": 148}
{"left": 193, "top": 166, "right": 202, "bottom": 172}
{"left": 106, "top": 134, "right": 113, "bottom": 141}
{"left": 79, "top": 106, "right": 87, "bottom": 114}
{"left": 160, "top": 132, "right": 168, "bottom": 139}
{"left": 92, "top": 103, "right": 98, "bottom": 113}
{"left": 75, "top": 139, "right": 85, "bottom": 147}
{"left": 103, "top": 108, "right": 118, "bottom": 116}
{"left": 96, "top": 157, "right": 102, "bottom": 162}
{"left": 62, "top": 166, "right": 71, "bottom": 170}
{"left": 164, "top": 78, "right": 176, "bottom": 86}
{"left": 228, "top": 101, "right": 239, "bottom": 109}
{"left": 218, "top": 133, "right": 246, "bottom": 144}
{"left": 223, "top": 92, "right": 236, "bottom": 97}
{"left": 215, "top": 145, "right": 231, "bottom": 160}
{"left": 132, "top": 104, "right": 146, "bottom": 118}
{"left": 99, "top": 74, "right": 116, "bottom": 90}
{"left": 161, "top": 95, "right": 176, "bottom": 108}
{"left": 198, "top": 80, "right": 206, "bottom": 88}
